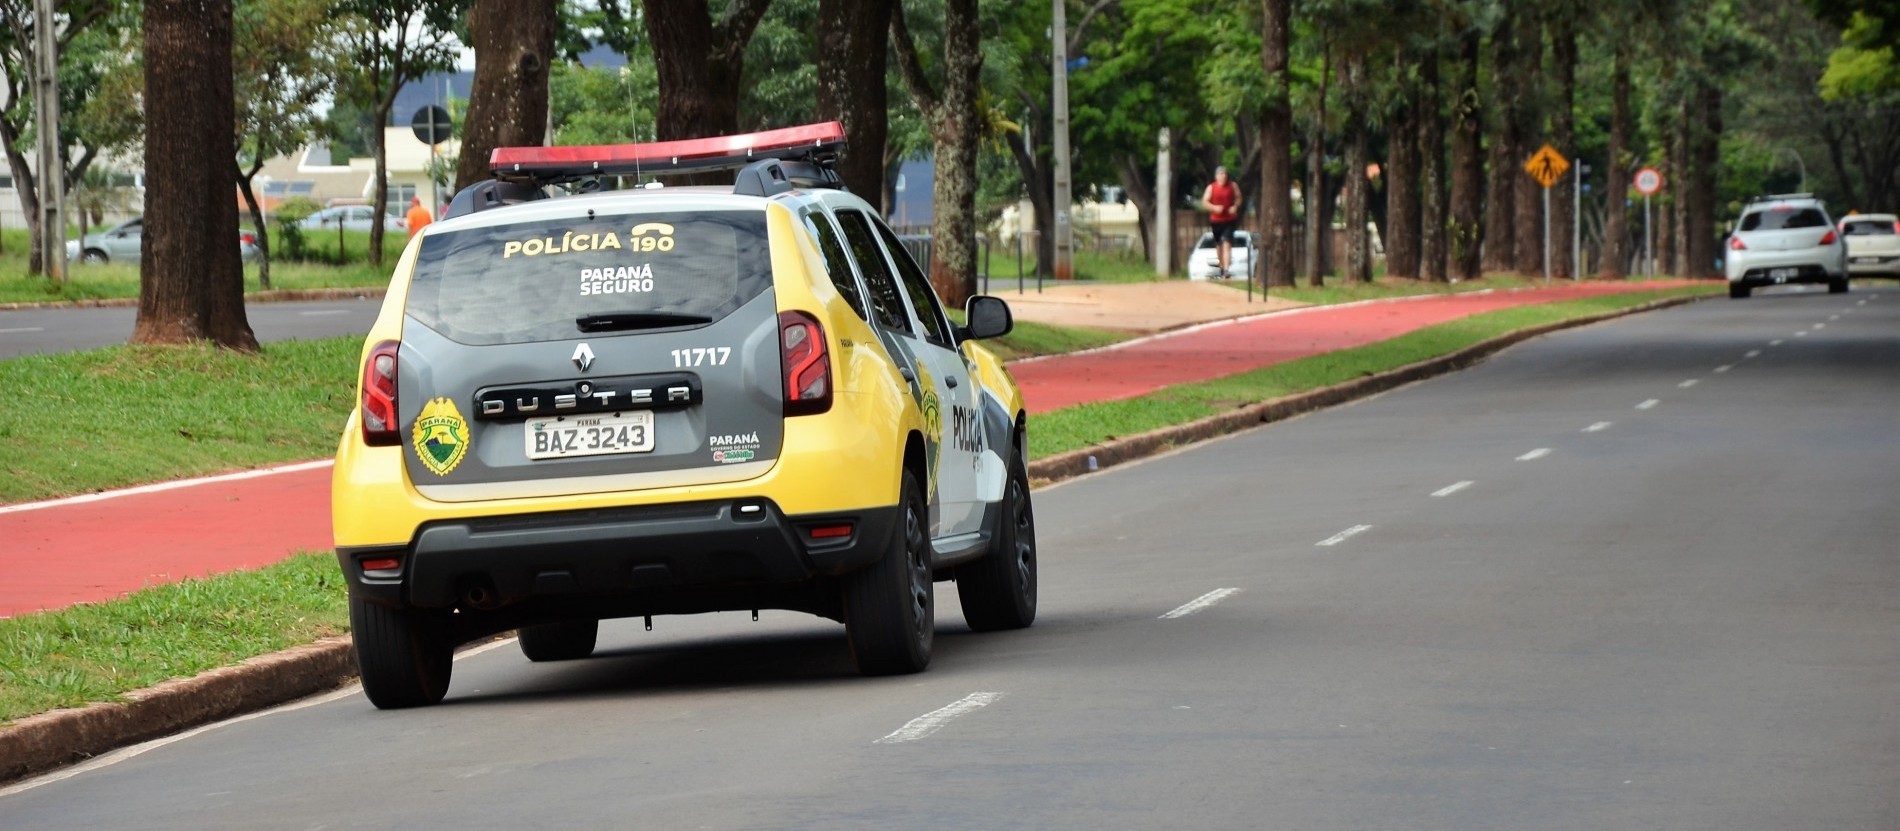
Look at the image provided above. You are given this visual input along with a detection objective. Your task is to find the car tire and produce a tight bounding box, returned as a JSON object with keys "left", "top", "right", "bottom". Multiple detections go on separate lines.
{"left": 956, "top": 452, "right": 1037, "bottom": 632}
{"left": 1828, "top": 276, "right": 1849, "bottom": 294}
{"left": 81, "top": 249, "right": 108, "bottom": 265}
{"left": 844, "top": 470, "right": 933, "bottom": 675}
{"left": 350, "top": 597, "right": 453, "bottom": 709}
{"left": 517, "top": 619, "right": 599, "bottom": 662}
{"left": 1729, "top": 283, "right": 1750, "bottom": 299}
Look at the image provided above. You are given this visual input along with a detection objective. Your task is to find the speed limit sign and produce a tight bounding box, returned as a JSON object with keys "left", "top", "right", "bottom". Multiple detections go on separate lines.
{"left": 1633, "top": 167, "right": 1663, "bottom": 197}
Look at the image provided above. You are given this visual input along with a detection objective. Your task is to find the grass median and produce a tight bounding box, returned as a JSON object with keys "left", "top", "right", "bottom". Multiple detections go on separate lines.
{"left": 0, "top": 282, "right": 1717, "bottom": 723}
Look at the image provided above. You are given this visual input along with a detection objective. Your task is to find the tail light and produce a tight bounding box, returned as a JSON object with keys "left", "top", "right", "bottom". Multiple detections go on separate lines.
{"left": 778, "top": 310, "right": 831, "bottom": 416}
{"left": 1729, "top": 236, "right": 1747, "bottom": 251}
{"left": 1819, "top": 230, "right": 1838, "bottom": 245}
{"left": 1892, "top": 222, "right": 1898, "bottom": 234}
{"left": 360, "top": 340, "right": 401, "bottom": 446}
{"left": 240, "top": 232, "right": 256, "bottom": 246}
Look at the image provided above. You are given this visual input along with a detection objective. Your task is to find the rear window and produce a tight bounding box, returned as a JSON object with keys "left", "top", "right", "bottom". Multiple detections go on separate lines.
{"left": 1195, "top": 234, "right": 1215, "bottom": 249}
{"left": 405, "top": 211, "right": 772, "bottom": 346}
{"left": 1740, "top": 207, "right": 1828, "bottom": 232}
{"left": 1842, "top": 221, "right": 1895, "bottom": 236}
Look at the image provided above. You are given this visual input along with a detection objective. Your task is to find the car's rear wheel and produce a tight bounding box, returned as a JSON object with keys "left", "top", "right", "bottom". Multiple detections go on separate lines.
{"left": 1729, "top": 283, "right": 1750, "bottom": 299}
{"left": 844, "top": 470, "right": 933, "bottom": 675}
{"left": 518, "top": 619, "right": 599, "bottom": 662}
{"left": 350, "top": 597, "right": 453, "bottom": 709}
{"left": 956, "top": 453, "right": 1038, "bottom": 632}
{"left": 81, "top": 249, "right": 107, "bottom": 265}
{"left": 1828, "top": 276, "right": 1849, "bottom": 294}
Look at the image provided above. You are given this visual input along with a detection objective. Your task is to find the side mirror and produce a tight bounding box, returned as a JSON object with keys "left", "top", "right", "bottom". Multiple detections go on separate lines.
{"left": 962, "top": 295, "right": 1013, "bottom": 340}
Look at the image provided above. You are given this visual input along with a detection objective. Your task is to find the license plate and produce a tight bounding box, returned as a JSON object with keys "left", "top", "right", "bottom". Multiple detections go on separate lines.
{"left": 1769, "top": 268, "right": 1797, "bottom": 281}
{"left": 525, "top": 410, "right": 654, "bottom": 460}
{"left": 1852, "top": 257, "right": 1877, "bottom": 264}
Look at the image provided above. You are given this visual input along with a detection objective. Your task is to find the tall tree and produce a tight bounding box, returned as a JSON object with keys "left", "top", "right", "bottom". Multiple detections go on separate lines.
{"left": 1384, "top": 49, "right": 1421, "bottom": 279}
{"left": 1341, "top": 51, "right": 1371, "bottom": 283}
{"left": 1259, "top": 0, "right": 1295, "bottom": 287}
{"left": 1417, "top": 40, "right": 1448, "bottom": 282}
{"left": 815, "top": 0, "right": 893, "bottom": 196}
{"left": 453, "top": 0, "right": 556, "bottom": 193}
{"left": 641, "top": 0, "right": 774, "bottom": 143}
{"left": 1303, "top": 38, "right": 1330, "bottom": 285}
{"left": 1598, "top": 43, "right": 1631, "bottom": 278}
{"left": 133, "top": 0, "right": 254, "bottom": 350}
{"left": 337, "top": 0, "right": 459, "bottom": 268}
{"left": 1548, "top": 22, "right": 1576, "bottom": 278}
{"left": 1481, "top": 5, "right": 1518, "bottom": 275}
{"left": 890, "top": 0, "right": 983, "bottom": 306}
{"left": 234, "top": 0, "right": 340, "bottom": 290}
{"left": 1510, "top": 8, "right": 1546, "bottom": 277}
{"left": 1447, "top": 20, "right": 1483, "bottom": 281}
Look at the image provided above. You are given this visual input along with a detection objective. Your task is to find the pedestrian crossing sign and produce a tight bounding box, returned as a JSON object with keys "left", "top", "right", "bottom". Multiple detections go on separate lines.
{"left": 1524, "top": 144, "right": 1569, "bottom": 188}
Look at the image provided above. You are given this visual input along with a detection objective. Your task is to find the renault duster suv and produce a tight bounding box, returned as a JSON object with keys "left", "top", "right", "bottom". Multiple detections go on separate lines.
{"left": 333, "top": 123, "right": 1037, "bottom": 708}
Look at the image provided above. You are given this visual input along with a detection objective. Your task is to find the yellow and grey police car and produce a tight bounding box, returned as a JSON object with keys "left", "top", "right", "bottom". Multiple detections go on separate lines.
{"left": 332, "top": 123, "right": 1036, "bottom": 709}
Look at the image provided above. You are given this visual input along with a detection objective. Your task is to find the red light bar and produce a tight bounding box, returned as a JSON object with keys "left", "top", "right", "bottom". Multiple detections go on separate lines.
{"left": 491, "top": 121, "right": 846, "bottom": 177}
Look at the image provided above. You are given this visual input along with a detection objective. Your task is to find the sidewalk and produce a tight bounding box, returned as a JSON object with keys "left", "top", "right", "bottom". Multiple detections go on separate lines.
{"left": 0, "top": 280, "right": 1701, "bottom": 618}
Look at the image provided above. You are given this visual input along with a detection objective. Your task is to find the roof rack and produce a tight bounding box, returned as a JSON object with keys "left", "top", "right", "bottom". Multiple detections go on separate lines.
{"left": 488, "top": 121, "right": 846, "bottom": 183}
{"left": 1747, "top": 192, "right": 1816, "bottom": 203}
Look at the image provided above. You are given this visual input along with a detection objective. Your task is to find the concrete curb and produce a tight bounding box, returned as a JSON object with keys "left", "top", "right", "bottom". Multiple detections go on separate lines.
{"left": 0, "top": 291, "right": 1706, "bottom": 787}
{"left": 0, "top": 287, "right": 386, "bottom": 311}
{"left": 1025, "top": 294, "right": 1706, "bottom": 482}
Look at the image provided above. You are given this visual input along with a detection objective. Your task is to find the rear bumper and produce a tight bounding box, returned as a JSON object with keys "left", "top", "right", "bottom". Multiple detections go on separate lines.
{"left": 1726, "top": 263, "right": 1838, "bottom": 286}
{"left": 1847, "top": 255, "right": 1900, "bottom": 276}
{"left": 338, "top": 498, "right": 896, "bottom": 613}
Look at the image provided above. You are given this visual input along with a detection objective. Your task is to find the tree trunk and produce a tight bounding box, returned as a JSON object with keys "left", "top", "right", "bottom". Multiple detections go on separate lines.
{"left": 1448, "top": 29, "right": 1483, "bottom": 282}
{"left": 1598, "top": 47, "right": 1630, "bottom": 279}
{"left": 237, "top": 157, "right": 271, "bottom": 290}
{"left": 369, "top": 101, "right": 390, "bottom": 268}
{"left": 1113, "top": 154, "right": 1155, "bottom": 263}
{"left": 1418, "top": 44, "right": 1448, "bottom": 283}
{"left": 134, "top": 0, "right": 255, "bottom": 351}
{"left": 1670, "top": 102, "right": 1688, "bottom": 277}
{"left": 1304, "top": 42, "right": 1330, "bottom": 286}
{"left": 1385, "top": 55, "right": 1420, "bottom": 280}
{"left": 2, "top": 140, "right": 43, "bottom": 275}
{"left": 1686, "top": 83, "right": 1721, "bottom": 280}
{"left": 889, "top": 0, "right": 980, "bottom": 307}
{"left": 453, "top": 0, "right": 557, "bottom": 193}
{"left": 816, "top": 0, "right": 892, "bottom": 198}
{"left": 1343, "top": 54, "right": 1371, "bottom": 284}
{"left": 1549, "top": 26, "right": 1574, "bottom": 279}
{"left": 1259, "top": 0, "right": 1294, "bottom": 288}
{"left": 1006, "top": 128, "right": 1054, "bottom": 278}
{"left": 1511, "top": 13, "right": 1545, "bottom": 277}
{"left": 1482, "top": 8, "right": 1516, "bottom": 276}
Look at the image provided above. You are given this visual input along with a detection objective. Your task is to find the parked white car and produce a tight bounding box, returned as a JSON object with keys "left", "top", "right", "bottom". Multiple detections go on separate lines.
{"left": 300, "top": 205, "right": 405, "bottom": 233}
{"left": 1840, "top": 213, "right": 1900, "bottom": 278}
{"left": 1188, "top": 230, "right": 1255, "bottom": 280}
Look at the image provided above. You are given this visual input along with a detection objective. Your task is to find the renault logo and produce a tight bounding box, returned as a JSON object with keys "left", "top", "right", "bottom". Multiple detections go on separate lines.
{"left": 572, "top": 343, "right": 596, "bottom": 372}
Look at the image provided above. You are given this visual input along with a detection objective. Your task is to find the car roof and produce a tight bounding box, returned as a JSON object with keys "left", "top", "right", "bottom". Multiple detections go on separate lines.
{"left": 1842, "top": 213, "right": 1897, "bottom": 222}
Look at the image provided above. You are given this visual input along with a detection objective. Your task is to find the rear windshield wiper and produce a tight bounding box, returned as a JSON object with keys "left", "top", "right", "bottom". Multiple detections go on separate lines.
{"left": 575, "top": 311, "right": 713, "bottom": 333}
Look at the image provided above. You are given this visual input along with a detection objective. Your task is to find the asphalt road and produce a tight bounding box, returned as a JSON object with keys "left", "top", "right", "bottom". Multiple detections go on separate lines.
{"left": 3, "top": 285, "right": 1895, "bottom": 829}
{"left": 0, "top": 297, "right": 383, "bottom": 358}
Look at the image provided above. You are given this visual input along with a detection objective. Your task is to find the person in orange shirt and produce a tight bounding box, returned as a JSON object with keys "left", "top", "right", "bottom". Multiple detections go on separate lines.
{"left": 405, "top": 196, "right": 433, "bottom": 238}
{"left": 1201, "top": 166, "right": 1242, "bottom": 278}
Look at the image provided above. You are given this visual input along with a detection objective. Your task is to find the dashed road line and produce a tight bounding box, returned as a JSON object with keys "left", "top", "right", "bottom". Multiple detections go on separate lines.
{"left": 1714, "top": 365, "right": 1732, "bottom": 373}
{"left": 1828, "top": 315, "right": 1840, "bottom": 321}
{"left": 1316, "top": 525, "right": 1372, "bottom": 547}
{"left": 1795, "top": 331, "right": 1809, "bottom": 338}
{"left": 1811, "top": 323, "right": 1825, "bottom": 330}
{"left": 1678, "top": 379, "right": 1699, "bottom": 388}
{"left": 1517, "top": 448, "right": 1552, "bottom": 461}
{"left": 0, "top": 326, "right": 45, "bottom": 334}
{"left": 1636, "top": 399, "right": 1659, "bottom": 410}
{"left": 1747, "top": 349, "right": 1763, "bottom": 357}
{"left": 875, "top": 692, "right": 1005, "bottom": 744}
{"left": 1160, "top": 588, "right": 1243, "bottom": 619}
{"left": 297, "top": 310, "right": 350, "bottom": 317}
{"left": 1769, "top": 339, "right": 1784, "bottom": 346}
{"left": 1431, "top": 480, "right": 1474, "bottom": 497}
{"left": 1584, "top": 421, "right": 1612, "bottom": 432}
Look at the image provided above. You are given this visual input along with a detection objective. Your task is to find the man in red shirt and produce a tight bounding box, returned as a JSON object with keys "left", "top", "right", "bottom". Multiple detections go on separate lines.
{"left": 1202, "top": 166, "right": 1242, "bottom": 278}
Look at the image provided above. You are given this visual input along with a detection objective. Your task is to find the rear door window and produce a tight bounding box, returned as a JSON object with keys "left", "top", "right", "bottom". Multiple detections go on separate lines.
{"left": 1740, "top": 207, "right": 1828, "bottom": 231}
{"left": 803, "top": 212, "right": 868, "bottom": 321}
{"left": 874, "top": 220, "right": 955, "bottom": 346}
{"left": 404, "top": 211, "right": 772, "bottom": 346}
{"left": 834, "top": 210, "right": 913, "bottom": 334}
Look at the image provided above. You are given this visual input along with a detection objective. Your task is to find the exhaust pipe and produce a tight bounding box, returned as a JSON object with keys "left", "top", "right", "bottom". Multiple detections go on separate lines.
{"left": 461, "top": 582, "right": 501, "bottom": 610}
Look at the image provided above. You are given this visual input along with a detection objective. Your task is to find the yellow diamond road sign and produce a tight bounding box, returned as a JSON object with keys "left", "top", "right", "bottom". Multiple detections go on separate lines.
{"left": 1524, "top": 144, "right": 1569, "bottom": 188}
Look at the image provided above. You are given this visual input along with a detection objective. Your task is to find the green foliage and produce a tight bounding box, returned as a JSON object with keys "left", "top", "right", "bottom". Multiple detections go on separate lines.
{"left": 1820, "top": 13, "right": 1900, "bottom": 98}
{"left": 550, "top": 59, "right": 659, "bottom": 144}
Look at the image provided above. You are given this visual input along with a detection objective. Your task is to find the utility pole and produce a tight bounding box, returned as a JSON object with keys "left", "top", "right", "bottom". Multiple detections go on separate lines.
{"left": 1573, "top": 161, "right": 1582, "bottom": 280}
{"left": 34, "top": 0, "right": 65, "bottom": 282}
{"left": 1051, "top": 0, "right": 1073, "bottom": 280}
{"left": 1154, "top": 127, "right": 1171, "bottom": 277}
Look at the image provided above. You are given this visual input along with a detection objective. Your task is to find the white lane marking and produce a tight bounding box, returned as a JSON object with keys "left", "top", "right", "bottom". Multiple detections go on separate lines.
{"left": 875, "top": 692, "right": 1005, "bottom": 744}
{"left": 1584, "top": 421, "right": 1612, "bottom": 432}
{"left": 1747, "top": 349, "right": 1763, "bottom": 357}
{"left": 1811, "top": 323, "right": 1825, "bottom": 330}
{"left": 1431, "top": 481, "right": 1474, "bottom": 497}
{"left": 1829, "top": 315, "right": 1840, "bottom": 321}
{"left": 1858, "top": 300, "right": 1868, "bottom": 306}
{"left": 1714, "top": 365, "right": 1732, "bottom": 373}
{"left": 1678, "top": 379, "right": 1699, "bottom": 389}
{"left": 1769, "top": 339, "right": 1784, "bottom": 346}
{"left": 0, "top": 459, "right": 334, "bottom": 515}
{"left": 297, "top": 310, "right": 350, "bottom": 317}
{"left": 1517, "top": 448, "right": 1552, "bottom": 461}
{"left": 0, "top": 635, "right": 516, "bottom": 797}
{"left": 1316, "top": 525, "right": 1372, "bottom": 547}
{"left": 1636, "top": 399, "right": 1659, "bottom": 410}
{"left": 0, "top": 326, "right": 46, "bottom": 333}
{"left": 1795, "top": 331, "right": 1809, "bottom": 337}
{"left": 1160, "top": 588, "right": 1243, "bottom": 619}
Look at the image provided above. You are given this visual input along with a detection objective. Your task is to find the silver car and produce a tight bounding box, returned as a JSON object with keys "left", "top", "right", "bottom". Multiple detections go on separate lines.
{"left": 1723, "top": 194, "right": 1847, "bottom": 298}
{"left": 67, "top": 217, "right": 261, "bottom": 265}
{"left": 300, "top": 205, "right": 406, "bottom": 233}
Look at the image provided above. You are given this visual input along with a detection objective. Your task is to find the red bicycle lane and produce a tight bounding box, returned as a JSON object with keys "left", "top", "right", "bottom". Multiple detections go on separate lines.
{"left": 0, "top": 281, "right": 1700, "bottom": 618}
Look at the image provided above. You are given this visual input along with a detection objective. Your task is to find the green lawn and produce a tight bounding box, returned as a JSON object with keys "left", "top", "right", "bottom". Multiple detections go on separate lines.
{"left": 0, "top": 225, "right": 400, "bottom": 305}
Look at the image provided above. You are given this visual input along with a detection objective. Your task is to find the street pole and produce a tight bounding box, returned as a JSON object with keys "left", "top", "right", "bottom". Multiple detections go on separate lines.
{"left": 34, "top": 0, "right": 65, "bottom": 283}
{"left": 1643, "top": 195, "right": 1652, "bottom": 280}
{"left": 1542, "top": 187, "right": 1551, "bottom": 284}
{"left": 1154, "top": 127, "right": 1171, "bottom": 277}
{"left": 1572, "top": 162, "right": 1581, "bottom": 280}
{"left": 1051, "top": 0, "right": 1074, "bottom": 281}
